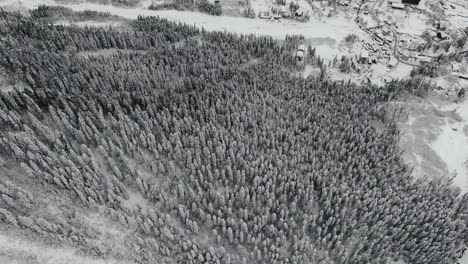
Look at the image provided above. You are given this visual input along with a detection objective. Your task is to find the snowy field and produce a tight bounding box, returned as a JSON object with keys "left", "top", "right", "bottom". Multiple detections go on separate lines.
{"left": 367, "top": 63, "right": 414, "bottom": 86}
{"left": 0, "top": 232, "right": 135, "bottom": 264}
{"left": 399, "top": 77, "right": 468, "bottom": 195}
{"left": 398, "top": 98, "right": 452, "bottom": 181}
{"left": 432, "top": 93, "right": 468, "bottom": 194}
{"left": 397, "top": 13, "right": 429, "bottom": 36}
{"left": 397, "top": 87, "right": 468, "bottom": 263}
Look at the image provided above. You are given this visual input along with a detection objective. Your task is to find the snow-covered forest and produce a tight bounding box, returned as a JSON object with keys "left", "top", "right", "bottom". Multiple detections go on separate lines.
{"left": 0, "top": 5, "right": 467, "bottom": 264}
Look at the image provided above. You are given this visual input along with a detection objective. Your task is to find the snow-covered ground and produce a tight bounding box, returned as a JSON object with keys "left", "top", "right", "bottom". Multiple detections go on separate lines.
{"left": 388, "top": 63, "right": 413, "bottom": 80}
{"left": 0, "top": 232, "right": 135, "bottom": 264}
{"left": 316, "top": 44, "right": 342, "bottom": 59}
{"left": 431, "top": 95, "right": 468, "bottom": 194}
{"left": 461, "top": 251, "right": 468, "bottom": 264}
{"left": 397, "top": 13, "right": 428, "bottom": 36}
{"left": 398, "top": 98, "right": 449, "bottom": 181}
{"left": 369, "top": 63, "right": 413, "bottom": 85}
{"left": 301, "top": 64, "right": 320, "bottom": 78}
{"left": 121, "top": 188, "right": 151, "bottom": 212}
{"left": 445, "top": 0, "right": 468, "bottom": 29}
{"left": 398, "top": 75, "right": 468, "bottom": 195}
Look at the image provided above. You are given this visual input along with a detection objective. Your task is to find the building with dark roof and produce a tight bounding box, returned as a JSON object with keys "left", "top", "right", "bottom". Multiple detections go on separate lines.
{"left": 402, "top": 0, "right": 420, "bottom": 5}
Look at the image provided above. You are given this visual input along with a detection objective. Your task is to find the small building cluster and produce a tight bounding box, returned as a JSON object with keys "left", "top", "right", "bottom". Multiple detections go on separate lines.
{"left": 339, "top": 0, "right": 351, "bottom": 6}
{"left": 391, "top": 2, "right": 405, "bottom": 10}
{"left": 439, "top": 0, "right": 457, "bottom": 11}
{"left": 356, "top": 18, "right": 398, "bottom": 68}
{"left": 396, "top": 35, "right": 432, "bottom": 65}
{"left": 389, "top": 0, "right": 420, "bottom": 9}
{"left": 402, "top": 0, "right": 421, "bottom": 5}
{"left": 258, "top": 0, "right": 309, "bottom": 22}
{"left": 388, "top": 56, "right": 398, "bottom": 68}
{"left": 433, "top": 20, "right": 450, "bottom": 40}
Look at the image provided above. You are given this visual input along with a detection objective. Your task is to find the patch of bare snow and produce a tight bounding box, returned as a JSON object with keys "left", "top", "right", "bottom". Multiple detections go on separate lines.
{"left": 396, "top": 13, "right": 428, "bottom": 36}
{"left": 73, "top": 20, "right": 124, "bottom": 27}
{"left": 431, "top": 97, "right": 468, "bottom": 194}
{"left": 0, "top": 74, "right": 28, "bottom": 92}
{"left": 121, "top": 188, "right": 150, "bottom": 212}
{"left": 82, "top": 212, "right": 126, "bottom": 240}
{"left": 0, "top": 232, "right": 134, "bottom": 264}
{"left": 388, "top": 259, "right": 406, "bottom": 264}
{"left": 460, "top": 250, "right": 468, "bottom": 264}
{"left": 388, "top": 63, "right": 413, "bottom": 80}
{"left": 327, "top": 68, "right": 354, "bottom": 83}
{"left": 302, "top": 64, "right": 320, "bottom": 79}
{"left": 369, "top": 62, "right": 413, "bottom": 85}
{"left": 397, "top": 98, "right": 449, "bottom": 179}
{"left": 315, "top": 45, "right": 341, "bottom": 59}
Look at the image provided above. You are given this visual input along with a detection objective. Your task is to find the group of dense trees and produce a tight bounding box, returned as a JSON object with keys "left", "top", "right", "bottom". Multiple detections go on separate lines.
{"left": 410, "top": 52, "right": 464, "bottom": 78}
{"left": 149, "top": 0, "right": 222, "bottom": 16}
{"left": 0, "top": 6, "right": 466, "bottom": 264}
{"left": 30, "top": 5, "right": 115, "bottom": 21}
{"left": 81, "top": 0, "right": 141, "bottom": 7}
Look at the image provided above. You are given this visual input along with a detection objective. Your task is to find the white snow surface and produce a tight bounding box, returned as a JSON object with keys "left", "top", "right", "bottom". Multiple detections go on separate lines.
{"left": 121, "top": 188, "right": 150, "bottom": 212}
{"left": 0, "top": 232, "right": 134, "bottom": 264}
{"left": 460, "top": 250, "right": 468, "bottom": 264}
{"left": 445, "top": 0, "right": 468, "bottom": 29}
{"left": 396, "top": 13, "right": 428, "bottom": 36}
{"left": 431, "top": 97, "right": 468, "bottom": 194}
{"left": 461, "top": 251, "right": 468, "bottom": 264}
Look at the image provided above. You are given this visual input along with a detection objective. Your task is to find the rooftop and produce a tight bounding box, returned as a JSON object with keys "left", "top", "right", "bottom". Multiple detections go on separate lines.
{"left": 388, "top": 57, "right": 398, "bottom": 67}
{"left": 360, "top": 50, "right": 369, "bottom": 58}
{"left": 391, "top": 3, "right": 405, "bottom": 9}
